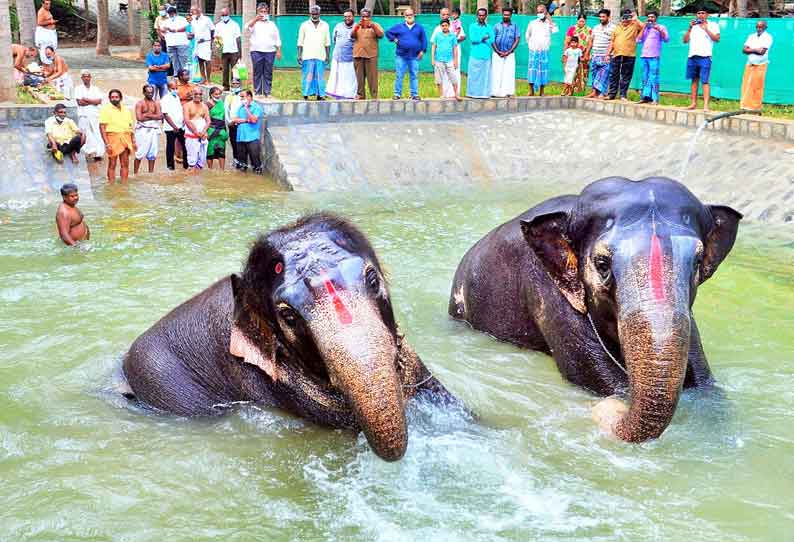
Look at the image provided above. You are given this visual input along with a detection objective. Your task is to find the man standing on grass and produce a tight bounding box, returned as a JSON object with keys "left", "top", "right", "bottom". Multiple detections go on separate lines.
{"left": 585, "top": 9, "right": 614, "bottom": 99}
{"left": 247, "top": 3, "right": 282, "bottom": 98}
{"left": 146, "top": 41, "right": 171, "bottom": 100}
{"left": 297, "top": 6, "right": 331, "bottom": 101}
{"left": 466, "top": 8, "right": 493, "bottom": 99}
{"left": 491, "top": 7, "right": 520, "bottom": 98}
{"left": 133, "top": 84, "right": 162, "bottom": 175}
{"left": 525, "top": 3, "right": 558, "bottom": 97}
{"left": 74, "top": 70, "right": 104, "bottom": 161}
{"left": 351, "top": 9, "right": 384, "bottom": 100}
{"left": 637, "top": 11, "right": 669, "bottom": 105}
{"left": 190, "top": 6, "right": 215, "bottom": 84}
{"left": 386, "top": 8, "right": 427, "bottom": 100}
{"left": 215, "top": 7, "right": 242, "bottom": 91}
{"left": 326, "top": 10, "right": 357, "bottom": 100}
{"left": 605, "top": 10, "right": 642, "bottom": 101}
{"left": 99, "top": 89, "right": 136, "bottom": 183}
{"left": 683, "top": 8, "right": 720, "bottom": 111}
{"left": 739, "top": 20, "right": 772, "bottom": 112}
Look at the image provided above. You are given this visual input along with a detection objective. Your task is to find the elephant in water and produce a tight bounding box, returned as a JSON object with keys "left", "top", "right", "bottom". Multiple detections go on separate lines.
{"left": 448, "top": 177, "right": 741, "bottom": 442}
{"left": 123, "top": 212, "right": 460, "bottom": 461}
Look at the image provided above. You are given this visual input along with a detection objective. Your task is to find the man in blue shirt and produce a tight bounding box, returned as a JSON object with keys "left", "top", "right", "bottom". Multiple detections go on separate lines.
{"left": 230, "top": 89, "right": 264, "bottom": 173}
{"left": 386, "top": 8, "right": 427, "bottom": 100}
{"left": 146, "top": 41, "right": 171, "bottom": 100}
{"left": 491, "top": 7, "right": 520, "bottom": 97}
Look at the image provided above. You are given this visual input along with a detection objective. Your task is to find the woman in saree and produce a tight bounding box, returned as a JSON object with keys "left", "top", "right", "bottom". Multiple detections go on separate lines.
{"left": 564, "top": 14, "right": 592, "bottom": 94}
{"left": 206, "top": 87, "right": 229, "bottom": 170}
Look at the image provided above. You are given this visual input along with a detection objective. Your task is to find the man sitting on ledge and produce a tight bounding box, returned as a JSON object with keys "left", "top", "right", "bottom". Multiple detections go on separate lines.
{"left": 45, "top": 104, "right": 84, "bottom": 163}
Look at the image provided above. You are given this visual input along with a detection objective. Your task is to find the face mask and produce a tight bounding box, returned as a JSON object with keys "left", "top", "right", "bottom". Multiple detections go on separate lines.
{"left": 221, "top": 15, "right": 229, "bottom": 22}
{"left": 110, "top": 99, "right": 121, "bottom": 106}
{"left": 159, "top": 10, "right": 166, "bottom": 16}
{"left": 232, "top": 87, "right": 241, "bottom": 94}
{"left": 55, "top": 117, "right": 64, "bottom": 124}
{"left": 537, "top": 13, "right": 546, "bottom": 19}
{"left": 170, "top": 90, "right": 177, "bottom": 96}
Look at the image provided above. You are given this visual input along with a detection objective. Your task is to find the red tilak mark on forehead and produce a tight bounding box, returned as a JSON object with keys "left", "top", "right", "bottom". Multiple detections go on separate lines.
{"left": 649, "top": 233, "right": 665, "bottom": 301}
{"left": 322, "top": 276, "right": 353, "bottom": 325}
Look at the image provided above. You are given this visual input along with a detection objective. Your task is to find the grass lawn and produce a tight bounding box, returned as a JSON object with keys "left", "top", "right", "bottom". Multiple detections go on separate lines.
{"left": 210, "top": 68, "right": 794, "bottom": 120}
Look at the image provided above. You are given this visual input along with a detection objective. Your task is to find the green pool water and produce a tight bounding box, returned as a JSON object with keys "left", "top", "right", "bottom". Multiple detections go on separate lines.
{"left": 1, "top": 172, "right": 792, "bottom": 541}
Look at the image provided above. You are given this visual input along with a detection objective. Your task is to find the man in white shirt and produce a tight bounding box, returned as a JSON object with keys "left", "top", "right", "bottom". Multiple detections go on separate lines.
{"left": 525, "top": 3, "right": 558, "bottom": 96}
{"left": 163, "top": 6, "right": 190, "bottom": 76}
{"left": 247, "top": 3, "right": 282, "bottom": 97}
{"left": 215, "top": 7, "right": 241, "bottom": 90}
{"left": 73, "top": 70, "right": 104, "bottom": 160}
{"left": 297, "top": 6, "right": 331, "bottom": 100}
{"left": 740, "top": 20, "right": 772, "bottom": 111}
{"left": 160, "top": 80, "right": 188, "bottom": 171}
{"left": 190, "top": 6, "right": 215, "bottom": 83}
{"left": 683, "top": 8, "right": 720, "bottom": 111}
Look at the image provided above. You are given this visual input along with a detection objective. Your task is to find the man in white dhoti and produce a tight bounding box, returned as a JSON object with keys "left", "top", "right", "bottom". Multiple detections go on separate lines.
{"left": 430, "top": 7, "right": 466, "bottom": 98}
{"left": 42, "top": 46, "right": 73, "bottom": 100}
{"left": 73, "top": 70, "right": 104, "bottom": 161}
{"left": 182, "top": 88, "right": 210, "bottom": 171}
{"left": 35, "top": 0, "right": 58, "bottom": 62}
{"left": 491, "top": 7, "right": 520, "bottom": 97}
{"left": 326, "top": 10, "right": 357, "bottom": 99}
{"left": 190, "top": 6, "right": 215, "bottom": 83}
{"left": 133, "top": 85, "right": 162, "bottom": 174}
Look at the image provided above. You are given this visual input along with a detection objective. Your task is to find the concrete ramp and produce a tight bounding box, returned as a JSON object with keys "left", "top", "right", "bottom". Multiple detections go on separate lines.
{"left": 266, "top": 110, "right": 794, "bottom": 223}
{"left": 0, "top": 121, "right": 93, "bottom": 204}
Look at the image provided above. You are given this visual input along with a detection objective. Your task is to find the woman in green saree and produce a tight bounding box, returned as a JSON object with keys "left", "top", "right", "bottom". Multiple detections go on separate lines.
{"left": 206, "top": 86, "right": 228, "bottom": 169}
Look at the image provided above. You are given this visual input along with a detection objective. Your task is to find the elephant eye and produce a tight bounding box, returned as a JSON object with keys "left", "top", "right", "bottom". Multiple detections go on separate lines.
{"left": 278, "top": 305, "right": 299, "bottom": 326}
{"left": 365, "top": 267, "right": 380, "bottom": 292}
{"left": 594, "top": 255, "right": 612, "bottom": 282}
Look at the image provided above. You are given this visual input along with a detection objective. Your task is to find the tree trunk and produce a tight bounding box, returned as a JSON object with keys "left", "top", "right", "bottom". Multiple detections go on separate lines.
{"left": 349, "top": 0, "right": 357, "bottom": 14}
{"left": 17, "top": 0, "right": 37, "bottom": 46}
{"left": 84, "top": 0, "right": 90, "bottom": 35}
{"left": 758, "top": 0, "right": 769, "bottom": 17}
{"left": 773, "top": 0, "right": 784, "bottom": 15}
{"left": 0, "top": 0, "right": 15, "bottom": 102}
{"left": 96, "top": 0, "right": 111, "bottom": 55}
{"left": 277, "top": 0, "right": 285, "bottom": 16}
{"left": 364, "top": 0, "right": 376, "bottom": 12}
{"left": 603, "top": 0, "right": 621, "bottom": 17}
{"left": 241, "top": 0, "right": 254, "bottom": 83}
{"left": 128, "top": 0, "right": 137, "bottom": 45}
{"left": 637, "top": 0, "right": 645, "bottom": 16}
{"left": 216, "top": 0, "right": 231, "bottom": 14}
{"left": 660, "top": 0, "right": 671, "bottom": 15}
{"left": 139, "top": 0, "right": 151, "bottom": 59}
{"left": 476, "top": 0, "right": 487, "bottom": 11}
{"left": 736, "top": 0, "right": 748, "bottom": 16}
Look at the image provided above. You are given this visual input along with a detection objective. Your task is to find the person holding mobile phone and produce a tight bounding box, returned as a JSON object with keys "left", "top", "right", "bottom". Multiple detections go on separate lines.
{"left": 683, "top": 8, "right": 720, "bottom": 111}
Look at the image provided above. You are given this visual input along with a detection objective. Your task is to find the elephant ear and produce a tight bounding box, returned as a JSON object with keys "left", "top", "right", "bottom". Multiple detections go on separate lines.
{"left": 229, "top": 274, "right": 280, "bottom": 382}
{"left": 520, "top": 212, "right": 586, "bottom": 314}
{"left": 701, "top": 205, "right": 742, "bottom": 283}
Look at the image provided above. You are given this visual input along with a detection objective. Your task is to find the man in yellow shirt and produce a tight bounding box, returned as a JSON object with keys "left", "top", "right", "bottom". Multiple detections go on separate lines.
{"left": 605, "top": 9, "right": 643, "bottom": 101}
{"left": 99, "top": 89, "right": 137, "bottom": 183}
{"left": 44, "top": 104, "right": 84, "bottom": 163}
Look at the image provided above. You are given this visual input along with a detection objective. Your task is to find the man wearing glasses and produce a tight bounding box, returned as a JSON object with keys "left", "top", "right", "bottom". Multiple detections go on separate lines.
{"left": 386, "top": 9, "right": 428, "bottom": 100}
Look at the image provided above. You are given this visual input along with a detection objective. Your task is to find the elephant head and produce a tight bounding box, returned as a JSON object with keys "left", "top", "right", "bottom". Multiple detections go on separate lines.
{"left": 521, "top": 177, "right": 741, "bottom": 442}
{"left": 228, "top": 213, "right": 412, "bottom": 461}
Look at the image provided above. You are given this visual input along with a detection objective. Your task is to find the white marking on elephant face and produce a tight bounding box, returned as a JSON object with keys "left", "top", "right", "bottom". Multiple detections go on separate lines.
{"left": 453, "top": 285, "right": 466, "bottom": 316}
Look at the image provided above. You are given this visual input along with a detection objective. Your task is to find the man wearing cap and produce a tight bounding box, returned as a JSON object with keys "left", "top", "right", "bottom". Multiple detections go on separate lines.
{"left": 247, "top": 3, "right": 282, "bottom": 97}
{"left": 163, "top": 5, "right": 190, "bottom": 76}
{"left": 73, "top": 70, "right": 104, "bottom": 160}
{"left": 297, "top": 6, "right": 331, "bottom": 100}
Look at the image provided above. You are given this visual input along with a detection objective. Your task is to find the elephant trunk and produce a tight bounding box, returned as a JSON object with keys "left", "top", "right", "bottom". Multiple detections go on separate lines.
{"left": 613, "top": 307, "right": 690, "bottom": 442}
{"left": 310, "top": 295, "right": 407, "bottom": 462}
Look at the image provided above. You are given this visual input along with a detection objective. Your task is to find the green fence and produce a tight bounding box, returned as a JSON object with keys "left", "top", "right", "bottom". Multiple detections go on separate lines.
{"left": 233, "top": 15, "right": 794, "bottom": 104}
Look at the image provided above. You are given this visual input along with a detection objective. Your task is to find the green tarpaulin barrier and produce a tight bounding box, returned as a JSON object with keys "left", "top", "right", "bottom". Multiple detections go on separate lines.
{"left": 232, "top": 15, "right": 793, "bottom": 104}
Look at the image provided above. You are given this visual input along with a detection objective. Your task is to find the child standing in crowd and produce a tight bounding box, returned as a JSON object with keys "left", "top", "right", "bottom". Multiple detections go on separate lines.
{"left": 562, "top": 35, "right": 582, "bottom": 96}
{"left": 431, "top": 19, "right": 462, "bottom": 101}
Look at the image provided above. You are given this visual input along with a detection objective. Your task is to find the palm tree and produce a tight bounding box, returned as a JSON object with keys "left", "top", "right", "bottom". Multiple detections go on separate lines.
{"left": 17, "top": 0, "right": 37, "bottom": 46}
{"left": 242, "top": 0, "right": 255, "bottom": 82}
{"left": 97, "top": 0, "right": 111, "bottom": 55}
{"left": 0, "top": 0, "right": 16, "bottom": 102}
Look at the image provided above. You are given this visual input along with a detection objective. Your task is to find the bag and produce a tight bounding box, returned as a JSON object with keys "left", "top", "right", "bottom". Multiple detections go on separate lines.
{"left": 191, "top": 55, "right": 202, "bottom": 83}
{"left": 233, "top": 60, "right": 248, "bottom": 82}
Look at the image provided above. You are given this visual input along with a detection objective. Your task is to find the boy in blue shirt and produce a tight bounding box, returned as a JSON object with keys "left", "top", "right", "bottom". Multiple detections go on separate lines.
{"left": 230, "top": 89, "right": 264, "bottom": 173}
{"left": 431, "top": 20, "right": 461, "bottom": 100}
{"left": 146, "top": 41, "right": 171, "bottom": 100}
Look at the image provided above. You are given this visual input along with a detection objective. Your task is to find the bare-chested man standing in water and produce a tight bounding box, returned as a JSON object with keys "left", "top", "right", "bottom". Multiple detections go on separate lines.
{"left": 56, "top": 183, "right": 89, "bottom": 246}
{"left": 182, "top": 88, "right": 210, "bottom": 172}
{"left": 134, "top": 84, "right": 163, "bottom": 174}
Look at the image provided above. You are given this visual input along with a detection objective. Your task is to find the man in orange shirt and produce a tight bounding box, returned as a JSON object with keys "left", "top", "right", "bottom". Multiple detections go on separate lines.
{"left": 175, "top": 68, "right": 195, "bottom": 103}
{"left": 605, "top": 9, "right": 643, "bottom": 101}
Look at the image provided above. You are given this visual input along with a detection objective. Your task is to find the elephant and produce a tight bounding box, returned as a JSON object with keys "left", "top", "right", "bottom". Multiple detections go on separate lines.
{"left": 122, "top": 212, "right": 460, "bottom": 461}
{"left": 448, "top": 177, "right": 741, "bottom": 442}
